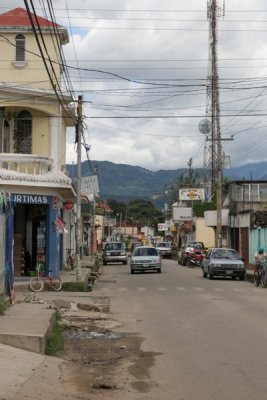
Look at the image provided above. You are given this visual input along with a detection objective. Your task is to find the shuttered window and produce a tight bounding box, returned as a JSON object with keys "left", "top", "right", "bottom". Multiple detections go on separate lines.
{"left": 15, "top": 34, "right": 25, "bottom": 62}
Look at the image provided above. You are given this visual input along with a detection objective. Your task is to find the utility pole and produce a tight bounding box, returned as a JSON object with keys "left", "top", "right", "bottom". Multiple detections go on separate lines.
{"left": 75, "top": 95, "right": 82, "bottom": 281}
{"left": 207, "top": 0, "right": 224, "bottom": 247}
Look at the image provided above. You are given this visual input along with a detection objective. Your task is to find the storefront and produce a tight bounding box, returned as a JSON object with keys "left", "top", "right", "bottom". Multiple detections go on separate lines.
{"left": 0, "top": 192, "right": 15, "bottom": 302}
{"left": 11, "top": 193, "right": 66, "bottom": 277}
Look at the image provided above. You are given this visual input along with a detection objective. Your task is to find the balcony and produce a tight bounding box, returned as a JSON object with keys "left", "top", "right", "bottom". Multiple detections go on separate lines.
{"left": 0, "top": 153, "right": 53, "bottom": 175}
{"left": 0, "top": 153, "right": 74, "bottom": 194}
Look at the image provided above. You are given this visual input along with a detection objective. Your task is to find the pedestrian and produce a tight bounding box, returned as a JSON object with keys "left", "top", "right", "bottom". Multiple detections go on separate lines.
{"left": 254, "top": 246, "right": 267, "bottom": 273}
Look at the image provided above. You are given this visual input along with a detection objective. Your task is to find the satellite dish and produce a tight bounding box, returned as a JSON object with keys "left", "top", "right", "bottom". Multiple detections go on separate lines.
{"left": 198, "top": 119, "right": 211, "bottom": 135}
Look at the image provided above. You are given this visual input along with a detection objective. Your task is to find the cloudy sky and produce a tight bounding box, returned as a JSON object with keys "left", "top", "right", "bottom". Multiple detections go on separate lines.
{"left": 3, "top": 1, "right": 267, "bottom": 171}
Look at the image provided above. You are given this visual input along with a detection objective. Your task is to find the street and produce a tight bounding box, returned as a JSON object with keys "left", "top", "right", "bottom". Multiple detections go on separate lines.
{"left": 92, "top": 258, "right": 267, "bottom": 400}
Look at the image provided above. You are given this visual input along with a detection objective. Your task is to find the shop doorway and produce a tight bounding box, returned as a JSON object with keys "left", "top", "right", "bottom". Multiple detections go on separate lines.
{"left": 14, "top": 204, "right": 48, "bottom": 276}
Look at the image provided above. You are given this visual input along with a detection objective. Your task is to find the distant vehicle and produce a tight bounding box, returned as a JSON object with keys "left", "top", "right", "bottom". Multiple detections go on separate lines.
{"left": 178, "top": 241, "right": 206, "bottom": 266}
{"left": 130, "top": 246, "right": 161, "bottom": 274}
{"left": 102, "top": 242, "right": 127, "bottom": 265}
{"left": 202, "top": 248, "right": 246, "bottom": 280}
{"left": 155, "top": 242, "right": 172, "bottom": 258}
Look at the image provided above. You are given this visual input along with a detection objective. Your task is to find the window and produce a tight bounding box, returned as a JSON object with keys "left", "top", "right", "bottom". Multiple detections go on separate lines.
{"left": 14, "top": 111, "right": 32, "bottom": 154}
{"left": 15, "top": 34, "right": 25, "bottom": 62}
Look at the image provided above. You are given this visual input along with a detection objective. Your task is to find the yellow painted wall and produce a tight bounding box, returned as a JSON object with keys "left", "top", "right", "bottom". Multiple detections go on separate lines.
{"left": 0, "top": 32, "right": 61, "bottom": 90}
{"left": 195, "top": 217, "right": 215, "bottom": 249}
{"left": 32, "top": 116, "right": 49, "bottom": 155}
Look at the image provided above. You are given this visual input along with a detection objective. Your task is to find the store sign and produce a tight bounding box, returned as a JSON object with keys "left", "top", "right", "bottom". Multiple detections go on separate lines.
{"left": 81, "top": 175, "right": 99, "bottom": 196}
{"left": 172, "top": 206, "right": 192, "bottom": 222}
{"left": 158, "top": 223, "right": 168, "bottom": 231}
{"left": 179, "top": 188, "right": 205, "bottom": 201}
{"left": 13, "top": 194, "right": 48, "bottom": 204}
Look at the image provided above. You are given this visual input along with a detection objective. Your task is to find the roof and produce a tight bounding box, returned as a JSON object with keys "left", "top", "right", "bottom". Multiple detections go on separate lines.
{"left": 0, "top": 7, "right": 59, "bottom": 28}
{"left": 0, "top": 7, "right": 68, "bottom": 43}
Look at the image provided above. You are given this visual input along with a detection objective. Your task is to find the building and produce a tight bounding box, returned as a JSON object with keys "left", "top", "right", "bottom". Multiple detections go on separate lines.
{"left": 204, "top": 180, "right": 267, "bottom": 266}
{"left": 0, "top": 7, "right": 76, "bottom": 298}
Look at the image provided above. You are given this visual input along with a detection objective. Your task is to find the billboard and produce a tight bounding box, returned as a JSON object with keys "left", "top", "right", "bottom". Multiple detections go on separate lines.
{"left": 172, "top": 206, "right": 192, "bottom": 222}
{"left": 179, "top": 188, "right": 205, "bottom": 201}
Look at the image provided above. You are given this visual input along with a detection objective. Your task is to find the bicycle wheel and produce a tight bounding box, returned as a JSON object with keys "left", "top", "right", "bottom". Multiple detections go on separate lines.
{"left": 51, "top": 277, "right": 62, "bottom": 291}
{"left": 29, "top": 277, "right": 44, "bottom": 292}
{"left": 261, "top": 270, "right": 267, "bottom": 288}
{"left": 254, "top": 271, "right": 260, "bottom": 287}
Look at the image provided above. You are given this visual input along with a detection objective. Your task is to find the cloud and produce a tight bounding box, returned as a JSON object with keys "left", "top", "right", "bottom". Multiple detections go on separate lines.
{"left": 3, "top": 0, "right": 267, "bottom": 171}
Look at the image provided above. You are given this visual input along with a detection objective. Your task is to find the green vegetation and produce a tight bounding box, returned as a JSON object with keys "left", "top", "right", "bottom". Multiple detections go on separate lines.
{"left": 45, "top": 310, "right": 64, "bottom": 355}
{"left": 107, "top": 199, "right": 164, "bottom": 228}
{"left": 62, "top": 281, "right": 88, "bottom": 291}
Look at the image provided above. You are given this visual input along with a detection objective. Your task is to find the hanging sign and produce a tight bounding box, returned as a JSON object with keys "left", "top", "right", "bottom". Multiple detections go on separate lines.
{"left": 81, "top": 175, "right": 99, "bottom": 196}
{"left": 54, "top": 216, "right": 66, "bottom": 234}
{"left": 64, "top": 200, "right": 74, "bottom": 211}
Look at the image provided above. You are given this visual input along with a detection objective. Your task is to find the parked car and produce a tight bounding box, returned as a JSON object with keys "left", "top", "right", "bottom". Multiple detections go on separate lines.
{"left": 130, "top": 246, "right": 161, "bottom": 274}
{"left": 155, "top": 242, "right": 172, "bottom": 258}
{"left": 202, "top": 248, "right": 246, "bottom": 280}
{"left": 178, "top": 241, "right": 206, "bottom": 266}
{"left": 102, "top": 242, "right": 127, "bottom": 265}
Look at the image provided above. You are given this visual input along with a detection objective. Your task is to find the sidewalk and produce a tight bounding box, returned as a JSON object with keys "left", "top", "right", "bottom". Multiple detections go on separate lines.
{"left": 0, "top": 256, "right": 100, "bottom": 399}
{"left": 13, "top": 255, "right": 95, "bottom": 292}
{"left": 1, "top": 256, "right": 96, "bottom": 352}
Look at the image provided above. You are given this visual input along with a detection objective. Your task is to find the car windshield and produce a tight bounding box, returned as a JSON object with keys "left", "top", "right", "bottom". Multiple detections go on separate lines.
{"left": 157, "top": 243, "right": 171, "bottom": 248}
{"left": 212, "top": 249, "right": 239, "bottom": 260}
{"left": 133, "top": 247, "right": 158, "bottom": 257}
{"left": 105, "top": 243, "right": 123, "bottom": 251}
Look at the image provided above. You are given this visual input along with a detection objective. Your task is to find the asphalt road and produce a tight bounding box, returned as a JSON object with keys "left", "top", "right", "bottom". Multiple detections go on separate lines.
{"left": 93, "top": 259, "right": 267, "bottom": 400}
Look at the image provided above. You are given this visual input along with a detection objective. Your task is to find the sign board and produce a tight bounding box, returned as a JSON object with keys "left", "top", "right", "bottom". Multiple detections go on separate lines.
{"left": 81, "top": 175, "right": 99, "bottom": 196}
{"left": 158, "top": 223, "right": 168, "bottom": 231}
{"left": 172, "top": 206, "right": 192, "bottom": 222}
{"left": 179, "top": 188, "right": 205, "bottom": 201}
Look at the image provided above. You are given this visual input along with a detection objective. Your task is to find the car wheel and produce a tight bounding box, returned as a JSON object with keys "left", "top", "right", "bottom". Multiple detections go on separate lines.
{"left": 209, "top": 271, "right": 213, "bottom": 280}
{"left": 131, "top": 269, "right": 135, "bottom": 274}
{"left": 157, "top": 269, "right": 161, "bottom": 273}
{"left": 103, "top": 260, "right": 107, "bottom": 265}
{"left": 202, "top": 268, "right": 207, "bottom": 278}
{"left": 240, "top": 274, "right": 245, "bottom": 281}
{"left": 123, "top": 260, "right": 127, "bottom": 265}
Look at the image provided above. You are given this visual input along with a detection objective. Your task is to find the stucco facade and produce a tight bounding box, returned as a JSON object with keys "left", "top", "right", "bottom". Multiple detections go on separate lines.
{"left": 0, "top": 7, "right": 76, "bottom": 298}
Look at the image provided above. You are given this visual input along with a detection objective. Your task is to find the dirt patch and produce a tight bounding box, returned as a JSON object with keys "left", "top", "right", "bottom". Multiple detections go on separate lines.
{"left": 15, "top": 295, "right": 160, "bottom": 399}
{"left": 57, "top": 319, "right": 160, "bottom": 397}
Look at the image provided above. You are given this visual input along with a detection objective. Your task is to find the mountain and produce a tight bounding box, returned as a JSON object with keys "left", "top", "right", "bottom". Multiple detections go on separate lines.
{"left": 66, "top": 160, "right": 267, "bottom": 208}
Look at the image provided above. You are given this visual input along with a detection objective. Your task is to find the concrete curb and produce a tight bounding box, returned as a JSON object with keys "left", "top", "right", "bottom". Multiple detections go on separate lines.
{"left": 0, "top": 302, "right": 55, "bottom": 354}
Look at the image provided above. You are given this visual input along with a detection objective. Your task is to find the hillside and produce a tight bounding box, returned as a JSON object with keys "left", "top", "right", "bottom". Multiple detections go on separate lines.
{"left": 66, "top": 160, "right": 267, "bottom": 208}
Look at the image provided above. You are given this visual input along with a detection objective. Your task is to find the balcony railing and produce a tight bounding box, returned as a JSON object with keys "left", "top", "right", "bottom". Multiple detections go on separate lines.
{"left": 0, "top": 153, "right": 53, "bottom": 175}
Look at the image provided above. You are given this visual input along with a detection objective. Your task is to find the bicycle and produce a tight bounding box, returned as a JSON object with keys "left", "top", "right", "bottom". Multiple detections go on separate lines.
{"left": 29, "top": 265, "right": 62, "bottom": 292}
{"left": 66, "top": 248, "right": 74, "bottom": 270}
{"left": 254, "top": 261, "right": 267, "bottom": 288}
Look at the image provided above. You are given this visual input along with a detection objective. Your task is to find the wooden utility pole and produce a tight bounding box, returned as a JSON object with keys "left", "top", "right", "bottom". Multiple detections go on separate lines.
{"left": 207, "top": 0, "right": 224, "bottom": 247}
{"left": 75, "top": 95, "right": 83, "bottom": 280}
